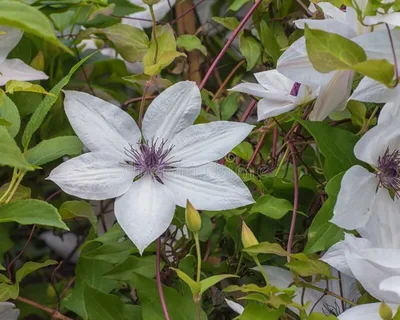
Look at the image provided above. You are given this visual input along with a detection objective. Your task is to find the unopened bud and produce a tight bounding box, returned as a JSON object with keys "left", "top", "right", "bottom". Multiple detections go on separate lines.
{"left": 143, "top": 0, "right": 160, "bottom": 5}
{"left": 241, "top": 221, "right": 259, "bottom": 248}
{"left": 379, "top": 301, "right": 393, "bottom": 320}
{"left": 185, "top": 200, "right": 201, "bottom": 233}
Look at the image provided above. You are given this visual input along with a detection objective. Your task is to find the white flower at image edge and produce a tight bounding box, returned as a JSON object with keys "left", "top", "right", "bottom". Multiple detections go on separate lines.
{"left": 123, "top": 0, "right": 177, "bottom": 29}
{"left": 0, "top": 26, "right": 48, "bottom": 85}
{"left": 48, "top": 81, "right": 254, "bottom": 253}
{"left": 0, "top": 302, "right": 19, "bottom": 320}
{"left": 229, "top": 69, "right": 318, "bottom": 121}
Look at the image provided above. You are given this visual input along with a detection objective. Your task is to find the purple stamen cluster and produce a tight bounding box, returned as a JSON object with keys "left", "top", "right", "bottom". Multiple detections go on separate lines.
{"left": 290, "top": 82, "right": 301, "bottom": 97}
{"left": 125, "top": 139, "right": 177, "bottom": 182}
{"left": 376, "top": 148, "right": 400, "bottom": 196}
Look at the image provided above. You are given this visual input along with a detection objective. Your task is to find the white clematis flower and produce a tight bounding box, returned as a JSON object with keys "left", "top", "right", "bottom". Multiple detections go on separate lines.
{"left": 330, "top": 112, "right": 400, "bottom": 230}
{"left": 0, "top": 26, "right": 48, "bottom": 85}
{"left": 277, "top": 2, "right": 372, "bottom": 121}
{"left": 337, "top": 303, "right": 398, "bottom": 320}
{"left": 123, "top": 0, "right": 176, "bottom": 29}
{"left": 227, "top": 266, "right": 359, "bottom": 316}
{"left": 230, "top": 70, "right": 318, "bottom": 121}
{"left": 0, "top": 302, "right": 19, "bottom": 320}
{"left": 48, "top": 81, "right": 254, "bottom": 253}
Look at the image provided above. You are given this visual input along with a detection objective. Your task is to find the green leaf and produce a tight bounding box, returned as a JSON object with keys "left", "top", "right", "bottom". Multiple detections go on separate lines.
{"left": 143, "top": 24, "right": 185, "bottom": 76}
{"left": 104, "top": 256, "right": 160, "bottom": 280}
{"left": 239, "top": 33, "right": 261, "bottom": 71}
{"left": 0, "top": 199, "right": 69, "bottom": 230}
{"left": 259, "top": 21, "right": 281, "bottom": 64}
{"left": 83, "top": 240, "right": 135, "bottom": 264}
{"left": 0, "top": 89, "right": 20, "bottom": 137}
{"left": 26, "top": 136, "right": 83, "bottom": 166}
{"left": 0, "top": 183, "right": 30, "bottom": 203}
{"left": 0, "top": 283, "right": 18, "bottom": 302}
{"left": 5, "top": 80, "right": 53, "bottom": 96}
{"left": 347, "top": 100, "right": 366, "bottom": 127}
{"left": 59, "top": 200, "right": 97, "bottom": 230}
{"left": 286, "top": 256, "right": 331, "bottom": 277}
{"left": 171, "top": 267, "right": 200, "bottom": 295}
{"left": 250, "top": 195, "right": 293, "bottom": 219}
{"left": 240, "top": 303, "right": 282, "bottom": 320}
{"left": 16, "top": 260, "right": 57, "bottom": 283}
{"left": 352, "top": 59, "right": 395, "bottom": 86}
{"left": 228, "top": 0, "right": 251, "bottom": 11}
{"left": 304, "top": 25, "right": 366, "bottom": 73}
{"left": 83, "top": 282, "right": 126, "bottom": 320}
{"left": 221, "top": 93, "right": 240, "bottom": 120}
{"left": 0, "top": 126, "right": 33, "bottom": 170}
{"left": 22, "top": 51, "right": 98, "bottom": 150}
{"left": 199, "top": 274, "right": 238, "bottom": 295}
{"left": 0, "top": 117, "right": 11, "bottom": 126}
{"left": 232, "top": 141, "right": 253, "bottom": 162}
{"left": 304, "top": 173, "right": 345, "bottom": 254}
{"left": 212, "top": 17, "right": 240, "bottom": 31}
{"left": 243, "top": 242, "right": 288, "bottom": 256}
{"left": 177, "top": 35, "right": 207, "bottom": 55}
{"left": 298, "top": 119, "right": 361, "bottom": 179}
{"left": 0, "top": 1, "right": 72, "bottom": 54}
{"left": 307, "top": 313, "right": 338, "bottom": 320}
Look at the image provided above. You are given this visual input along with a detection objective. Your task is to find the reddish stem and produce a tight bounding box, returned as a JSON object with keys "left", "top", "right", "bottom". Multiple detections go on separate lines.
{"left": 240, "top": 99, "right": 257, "bottom": 123}
{"left": 171, "top": 0, "right": 207, "bottom": 25}
{"left": 156, "top": 238, "right": 171, "bottom": 320}
{"left": 246, "top": 130, "right": 267, "bottom": 169}
{"left": 198, "top": 0, "right": 263, "bottom": 90}
{"left": 287, "top": 143, "right": 299, "bottom": 262}
{"left": 271, "top": 127, "right": 278, "bottom": 167}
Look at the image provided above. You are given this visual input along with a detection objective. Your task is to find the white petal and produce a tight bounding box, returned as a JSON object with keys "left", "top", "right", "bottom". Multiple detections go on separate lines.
{"left": 378, "top": 100, "right": 400, "bottom": 124}
{"left": 331, "top": 166, "right": 377, "bottom": 230}
{"left": 295, "top": 19, "right": 355, "bottom": 38}
{"left": 39, "top": 231, "right": 80, "bottom": 263}
{"left": 309, "top": 70, "right": 354, "bottom": 121}
{"left": 0, "top": 27, "right": 23, "bottom": 64}
{"left": 229, "top": 82, "right": 270, "bottom": 98}
{"left": 318, "top": 2, "right": 347, "bottom": 22}
{"left": 321, "top": 233, "right": 372, "bottom": 278}
{"left": 349, "top": 76, "right": 399, "bottom": 103}
{"left": 0, "top": 302, "right": 20, "bottom": 320}
{"left": 358, "top": 188, "right": 400, "bottom": 247}
{"left": 225, "top": 299, "right": 244, "bottom": 315}
{"left": 142, "top": 81, "right": 201, "bottom": 142}
{"left": 115, "top": 175, "right": 176, "bottom": 254}
{"left": 47, "top": 152, "right": 136, "bottom": 200}
{"left": 254, "top": 69, "right": 295, "bottom": 94}
{"left": 123, "top": 0, "right": 176, "bottom": 29}
{"left": 277, "top": 37, "right": 335, "bottom": 86}
{"left": 354, "top": 120, "right": 400, "bottom": 165}
{"left": 256, "top": 95, "right": 297, "bottom": 121}
{"left": 380, "top": 277, "right": 400, "bottom": 299}
{"left": 169, "top": 122, "right": 253, "bottom": 167}
{"left": 338, "top": 303, "right": 397, "bottom": 320}
{"left": 162, "top": 162, "right": 254, "bottom": 210}
{"left": 64, "top": 90, "right": 141, "bottom": 158}
{"left": 364, "top": 12, "right": 400, "bottom": 26}
{"left": 0, "top": 59, "right": 48, "bottom": 86}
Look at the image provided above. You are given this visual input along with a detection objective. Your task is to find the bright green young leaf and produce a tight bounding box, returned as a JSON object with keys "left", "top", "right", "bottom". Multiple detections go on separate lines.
{"left": 243, "top": 242, "right": 289, "bottom": 257}
{"left": 304, "top": 173, "right": 345, "bottom": 254}
{"left": 143, "top": 24, "right": 185, "bottom": 76}
{"left": 228, "top": 0, "right": 251, "bottom": 11}
{"left": 0, "top": 126, "right": 33, "bottom": 170}
{"left": 5, "top": 81, "right": 53, "bottom": 96}
{"left": 0, "top": 1, "right": 73, "bottom": 54}
{"left": 221, "top": 93, "right": 240, "bottom": 120}
{"left": 26, "top": 136, "right": 83, "bottom": 166}
{"left": 104, "top": 255, "right": 160, "bottom": 280}
{"left": 22, "top": 51, "right": 98, "bottom": 150}
{"left": 298, "top": 119, "right": 361, "bottom": 179}
{"left": 232, "top": 141, "right": 253, "bottom": 162}
{"left": 251, "top": 195, "right": 293, "bottom": 220}
{"left": 352, "top": 59, "right": 395, "bottom": 86}
{"left": 199, "top": 274, "right": 238, "bottom": 295}
{"left": 347, "top": 100, "right": 367, "bottom": 127}
{"left": 307, "top": 313, "right": 338, "bottom": 320}
{"left": 286, "top": 258, "right": 331, "bottom": 277}
{"left": 59, "top": 200, "right": 97, "bottom": 231}
{"left": 177, "top": 34, "right": 207, "bottom": 55}
{"left": 16, "top": 260, "right": 58, "bottom": 283}
{"left": 83, "top": 282, "right": 126, "bottom": 320}
{"left": 212, "top": 17, "right": 240, "bottom": 31}
{"left": 240, "top": 303, "right": 282, "bottom": 320}
{"left": 0, "top": 199, "right": 69, "bottom": 230}
{"left": 50, "top": 10, "right": 75, "bottom": 33}
{"left": 83, "top": 240, "right": 135, "bottom": 264}
{"left": 0, "top": 283, "right": 18, "bottom": 302}
{"left": 260, "top": 20, "right": 281, "bottom": 64}
{"left": 239, "top": 33, "right": 262, "bottom": 71}
{"left": 171, "top": 267, "right": 200, "bottom": 295}
{"left": 0, "top": 117, "right": 11, "bottom": 126}
{"left": 0, "top": 183, "right": 31, "bottom": 203}
{"left": 0, "top": 89, "right": 20, "bottom": 137}
{"left": 0, "top": 274, "right": 10, "bottom": 284}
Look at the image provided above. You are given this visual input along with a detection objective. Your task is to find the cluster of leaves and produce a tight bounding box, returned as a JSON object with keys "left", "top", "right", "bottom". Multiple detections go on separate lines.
{"left": 0, "top": 0, "right": 398, "bottom": 319}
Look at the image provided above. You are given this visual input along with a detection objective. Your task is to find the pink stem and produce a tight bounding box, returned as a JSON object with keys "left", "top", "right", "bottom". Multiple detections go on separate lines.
{"left": 246, "top": 130, "right": 267, "bottom": 169}
{"left": 156, "top": 238, "right": 171, "bottom": 320}
{"left": 198, "top": 0, "right": 263, "bottom": 90}
{"left": 287, "top": 143, "right": 299, "bottom": 262}
{"left": 240, "top": 99, "right": 257, "bottom": 123}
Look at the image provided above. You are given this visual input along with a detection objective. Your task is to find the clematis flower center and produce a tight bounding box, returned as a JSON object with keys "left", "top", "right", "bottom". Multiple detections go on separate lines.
{"left": 124, "top": 139, "right": 178, "bottom": 183}
{"left": 376, "top": 148, "right": 400, "bottom": 195}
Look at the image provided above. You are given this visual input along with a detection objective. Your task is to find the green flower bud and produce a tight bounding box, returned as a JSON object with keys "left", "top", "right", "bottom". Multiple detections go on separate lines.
{"left": 185, "top": 200, "right": 202, "bottom": 233}
{"left": 143, "top": 0, "right": 160, "bottom": 5}
{"left": 241, "top": 221, "right": 259, "bottom": 248}
{"left": 379, "top": 301, "right": 393, "bottom": 320}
